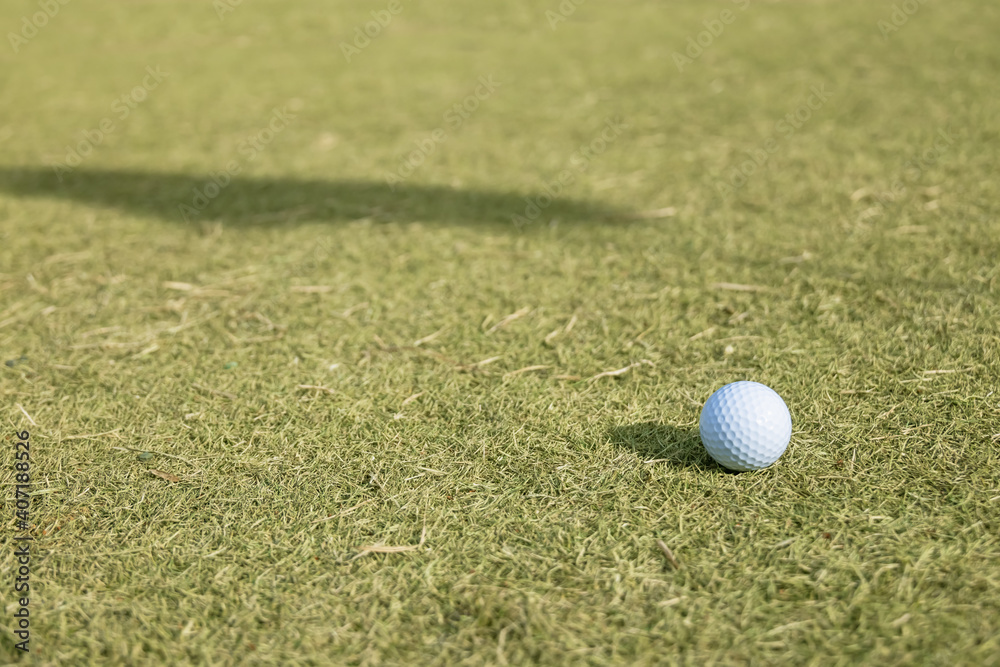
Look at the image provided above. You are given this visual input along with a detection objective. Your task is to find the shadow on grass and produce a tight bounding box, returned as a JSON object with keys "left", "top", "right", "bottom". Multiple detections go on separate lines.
{"left": 0, "top": 166, "right": 626, "bottom": 228}
{"left": 609, "top": 421, "right": 731, "bottom": 471}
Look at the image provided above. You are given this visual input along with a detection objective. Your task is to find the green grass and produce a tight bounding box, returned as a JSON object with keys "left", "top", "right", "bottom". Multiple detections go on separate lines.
{"left": 2, "top": 0, "right": 999, "bottom": 664}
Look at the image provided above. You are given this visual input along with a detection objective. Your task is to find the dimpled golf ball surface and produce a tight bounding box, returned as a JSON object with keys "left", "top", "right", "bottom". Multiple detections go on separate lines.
{"left": 699, "top": 381, "right": 792, "bottom": 471}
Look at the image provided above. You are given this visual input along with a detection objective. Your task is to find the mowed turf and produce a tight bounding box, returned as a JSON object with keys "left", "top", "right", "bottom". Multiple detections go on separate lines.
{"left": 1, "top": 0, "right": 999, "bottom": 664}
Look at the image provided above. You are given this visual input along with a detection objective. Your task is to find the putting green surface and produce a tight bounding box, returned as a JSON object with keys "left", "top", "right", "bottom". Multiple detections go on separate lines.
{"left": 2, "top": 0, "right": 999, "bottom": 664}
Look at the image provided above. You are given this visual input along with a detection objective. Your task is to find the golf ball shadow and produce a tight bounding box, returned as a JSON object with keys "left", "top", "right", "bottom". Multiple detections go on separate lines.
{"left": 608, "top": 421, "right": 717, "bottom": 469}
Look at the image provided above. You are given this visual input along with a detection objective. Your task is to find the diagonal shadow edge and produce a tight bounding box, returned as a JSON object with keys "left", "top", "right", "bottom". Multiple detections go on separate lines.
{"left": 0, "top": 166, "right": 627, "bottom": 227}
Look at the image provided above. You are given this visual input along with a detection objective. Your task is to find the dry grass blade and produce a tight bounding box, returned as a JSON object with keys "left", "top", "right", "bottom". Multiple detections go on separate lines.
{"left": 457, "top": 356, "right": 503, "bottom": 371}
{"left": 543, "top": 314, "right": 577, "bottom": 345}
{"left": 297, "top": 384, "right": 337, "bottom": 395}
{"left": 341, "top": 302, "right": 370, "bottom": 318}
{"left": 353, "top": 543, "right": 420, "bottom": 559}
{"left": 487, "top": 307, "right": 531, "bottom": 333}
{"left": 764, "top": 620, "right": 813, "bottom": 636}
{"left": 112, "top": 446, "right": 199, "bottom": 468}
{"left": 80, "top": 325, "right": 123, "bottom": 338}
{"left": 401, "top": 391, "right": 425, "bottom": 406}
{"left": 312, "top": 498, "right": 376, "bottom": 524}
{"left": 192, "top": 383, "right": 237, "bottom": 400}
{"left": 711, "top": 282, "right": 769, "bottom": 292}
{"left": 16, "top": 403, "right": 39, "bottom": 427}
{"left": 655, "top": 540, "right": 681, "bottom": 570}
{"left": 689, "top": 326, "right": 717, "bottom": 341}
{"left": 148, "top": 469, "right": 181, "bottom": 483}
{"left": 631, "top": 206, "right": 677, "bottom": 219}
{"left": 504, "top": 365, "right": 549, "bottom": 377}
{"left": 226, "top": 331, "right": 283, "bottom": 345}
{"left": 850, "top": 187, "right": 873, "bottom": 202}
{"left": 187, "top": 289, "right": 231, "bottom": 298}
{"left": 891, "top": 613, "right": 912, "bottom": 627}
{"left": 69, "top": 339, "right": 151, "bottom": 351}
{"left": 43, "top": 250, "right": 91, "bottom": 265}
{"left": 778, "top": 251, "right": 812, "bottom": 264}
{"left": 587, "top": 360, "right": 653, "bottom": 382}
{"left": 63, "top": 428, "right": 123, "bottom": 441}
{"left": 290, "top": 285, "right": 333, "bottom": 293}
{"left": 372, "top": 336, "right": 462, "bottom": 366}
{"left": 413, "top": 327, "right": 447, "bottom": 346}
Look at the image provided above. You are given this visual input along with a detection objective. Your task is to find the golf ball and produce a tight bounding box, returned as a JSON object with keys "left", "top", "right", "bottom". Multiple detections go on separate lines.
{"left": 699, "top": 381, "right": 792, "bottom": 471}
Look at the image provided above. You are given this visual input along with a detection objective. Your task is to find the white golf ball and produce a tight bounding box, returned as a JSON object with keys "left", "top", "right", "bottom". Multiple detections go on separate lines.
{"left": 699, "top": 381, "right": 792, "bottom": 471}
